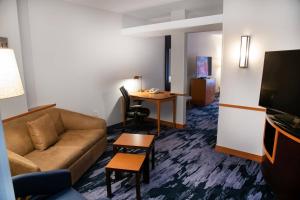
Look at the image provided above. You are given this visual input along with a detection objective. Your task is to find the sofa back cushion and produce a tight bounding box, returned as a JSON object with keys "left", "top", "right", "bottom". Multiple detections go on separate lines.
{"left": 3, "top": 107, "right": 65, "bottom": 155}
{"left": 27, "top": 114, "right": 58, "bottom": 150}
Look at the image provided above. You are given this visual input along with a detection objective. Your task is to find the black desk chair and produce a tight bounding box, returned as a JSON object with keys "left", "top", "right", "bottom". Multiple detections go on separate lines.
{"left": 13, "top": 170, "right": 85, "bottom": 200}
{"left": 120, "top": 86, "right": 150, "bottom": 126}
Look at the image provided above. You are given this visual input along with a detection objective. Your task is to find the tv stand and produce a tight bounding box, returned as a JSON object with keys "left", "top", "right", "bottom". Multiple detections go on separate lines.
{"left": 268, "top": 112, "right": 300, "bottom": 137}
{"left": 190, "top": 78, "right": 216, "bottom": 106}
{"left": 262, "top": 115, "right": 300, "bottom": 199}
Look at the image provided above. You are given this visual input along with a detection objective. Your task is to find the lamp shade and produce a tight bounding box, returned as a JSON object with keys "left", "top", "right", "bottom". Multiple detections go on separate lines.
{"left": 0, "top": 49, "right": 24, "bottom": 99}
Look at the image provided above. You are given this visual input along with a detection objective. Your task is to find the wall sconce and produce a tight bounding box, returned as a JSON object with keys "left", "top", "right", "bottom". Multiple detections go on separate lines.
{"left": 239, "top": 35, "right": 251, "bottom": 68}
{"left": 133, "top": 75, "right": 143, "bottom": 92}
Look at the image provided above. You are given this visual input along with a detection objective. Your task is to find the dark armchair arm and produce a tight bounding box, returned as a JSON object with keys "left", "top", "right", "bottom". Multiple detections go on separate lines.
{"left": 13, "top": 170, "right": 71, "bottom": 198}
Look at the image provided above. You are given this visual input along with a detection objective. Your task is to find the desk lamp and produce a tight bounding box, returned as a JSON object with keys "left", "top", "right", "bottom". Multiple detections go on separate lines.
{"left": 133, "top": 75, "right": 143, "bottom": 92}
{"left": 0, "top": 48, "right": 25, "bottom": 200}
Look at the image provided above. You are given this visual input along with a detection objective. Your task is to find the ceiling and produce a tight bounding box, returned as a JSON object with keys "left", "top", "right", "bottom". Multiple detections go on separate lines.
{"left": 66, "top": 0, "right": 223, "bottom": 23}
{"left": 122, "top": 15, "right": 223, "bottom": 37}
{"left": 66, "top": 0, "right": 185, "bottom": 13}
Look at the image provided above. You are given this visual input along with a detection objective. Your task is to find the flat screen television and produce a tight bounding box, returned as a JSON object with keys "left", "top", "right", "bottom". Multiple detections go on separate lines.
{"left": 196, "top": 56, "right": 212, "bottom": 78}
{"left": 259, "top": 49, "right": 300, "bottom": 129}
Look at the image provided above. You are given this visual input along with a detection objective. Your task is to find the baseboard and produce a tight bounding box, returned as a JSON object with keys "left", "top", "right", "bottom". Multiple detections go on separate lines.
{"left": 215, "top": 145, "right": 263, "bottom": 163}
{"left": 146, "top": 118, "right": 186, "bottom": 129}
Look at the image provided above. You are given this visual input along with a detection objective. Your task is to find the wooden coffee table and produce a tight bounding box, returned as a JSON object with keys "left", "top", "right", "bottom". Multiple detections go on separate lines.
{"left": 113, "top": 133, "right": 155, "bottom": 183}
{"left": 106, "top": 153, "right": 146, "bottom": 200}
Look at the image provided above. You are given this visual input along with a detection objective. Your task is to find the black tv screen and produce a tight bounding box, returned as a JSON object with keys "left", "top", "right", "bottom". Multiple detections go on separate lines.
{"left": 259, "top": 49, "right": 300, "bottom": 117}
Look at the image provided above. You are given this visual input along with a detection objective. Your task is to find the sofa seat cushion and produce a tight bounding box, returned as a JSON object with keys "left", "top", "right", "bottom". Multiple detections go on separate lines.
{"left": 24, "top": 146, "right": 83, "bottom": 171}
{"left": 55, "top": 129, "right": 105, "bottom": 152}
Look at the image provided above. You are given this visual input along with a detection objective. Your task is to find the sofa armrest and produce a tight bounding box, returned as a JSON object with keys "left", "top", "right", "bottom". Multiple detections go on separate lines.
{"left": 59, "top": 109, "right": 106, "bottom": 130}
{"left": 13, "top": 170, "right": 71, "bottom": 198}
{"left": 7, "top": 150, "right": 40, "bottom": 176}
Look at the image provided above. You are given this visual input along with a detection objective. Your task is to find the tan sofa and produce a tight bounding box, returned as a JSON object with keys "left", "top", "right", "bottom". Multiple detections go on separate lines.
{"left": 3, "top": 105, "right": 107, "bottom": 184}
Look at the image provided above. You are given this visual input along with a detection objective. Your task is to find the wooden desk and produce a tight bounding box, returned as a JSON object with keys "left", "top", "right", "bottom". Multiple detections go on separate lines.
{"left": 129, "top": 91, "right": 177, "bottom": 134}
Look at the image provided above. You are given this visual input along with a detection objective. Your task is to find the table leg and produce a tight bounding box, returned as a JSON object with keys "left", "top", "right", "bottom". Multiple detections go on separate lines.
{"left": 106, "top": 169, "right": 112, "bottom": 198}
{"left": 113, "top": 146, "right": 118, "bottom": 155}
{"left": 143, "top": 153, "right": 150, "bottom": 183}
{"left": 152, "top": 143, "right": 155, "bottom": 169}
{"left": 156, "top": 100, "right": 161, "bottom": 134}
{"left": 136, "top": 172, "right": 141, "bottom": 200}
{"left": 173, "top": 97, "right": 176, "bottom": 128}
{"left": 113, "top": 147, "right": 121, "bottom": 180}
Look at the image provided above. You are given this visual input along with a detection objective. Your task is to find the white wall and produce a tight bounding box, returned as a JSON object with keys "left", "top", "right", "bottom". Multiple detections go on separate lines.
{"left": 217, "top": 0, "right": 300, "bottom": 156}
{"left": 18, "top": 0, "right": 164, "bottom": 126}
{"left": 187, "top": 31, "right": 222, "bottom": 92}
{"left": 0, "top": 0, "right": 28, "bottom": 119}
{"left": 171, "top": 32, "right": 187, "bottom": 125}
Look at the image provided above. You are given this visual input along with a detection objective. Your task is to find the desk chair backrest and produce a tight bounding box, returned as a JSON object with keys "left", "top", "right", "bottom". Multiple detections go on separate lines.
{"left": 120, "top": 86, "right": 130, "bottom": 113}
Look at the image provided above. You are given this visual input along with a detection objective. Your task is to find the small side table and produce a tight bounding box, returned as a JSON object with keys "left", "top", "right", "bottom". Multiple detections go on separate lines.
{"left": 105, "top": 153, "right": 146, "bottom": 200}
{"left": 113, "top": 133, "right": 155, "bottom": 183}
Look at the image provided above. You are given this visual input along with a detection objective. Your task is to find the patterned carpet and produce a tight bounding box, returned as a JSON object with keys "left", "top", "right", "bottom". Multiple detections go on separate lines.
{"left": 74, "top": 98, "right": 275, "bottom": 200}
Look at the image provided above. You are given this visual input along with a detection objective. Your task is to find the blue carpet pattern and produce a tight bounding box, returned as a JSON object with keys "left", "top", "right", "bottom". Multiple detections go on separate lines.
{"left": 74, "top": 99, "right": 275, "bottom": 200}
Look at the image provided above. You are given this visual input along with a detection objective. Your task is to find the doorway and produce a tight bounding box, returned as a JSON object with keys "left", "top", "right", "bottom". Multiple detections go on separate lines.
{"left": 186, "top": 31, "right": 222, "bottom": 109}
